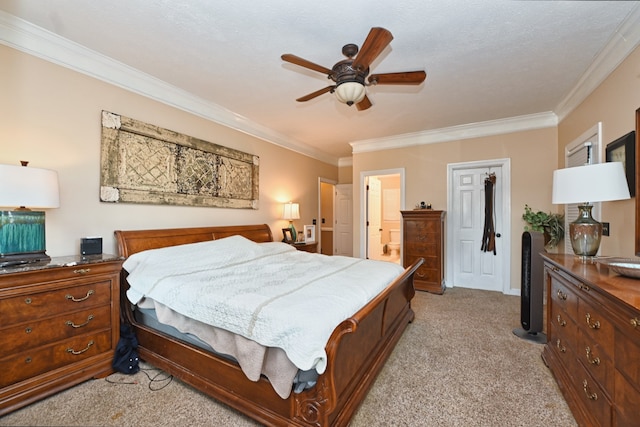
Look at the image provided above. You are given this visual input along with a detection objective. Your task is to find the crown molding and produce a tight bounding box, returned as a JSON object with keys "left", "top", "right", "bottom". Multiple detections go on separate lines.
{"left": 0, "top": 11, "right": 339, "bottom": 166}
{"left": 555, "top": 4, "right": 640, "bottom": 121}
{"left": 350, "top": 112, "right": 558, "bottom": 154}
{"left": 338, "top": 157, "right": 353, "bottom": 167}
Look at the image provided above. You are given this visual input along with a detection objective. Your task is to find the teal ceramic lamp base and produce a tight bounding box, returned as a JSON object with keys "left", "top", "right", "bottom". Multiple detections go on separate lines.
{"left": 289, "top": 222, "right": 297, "bottom": 242}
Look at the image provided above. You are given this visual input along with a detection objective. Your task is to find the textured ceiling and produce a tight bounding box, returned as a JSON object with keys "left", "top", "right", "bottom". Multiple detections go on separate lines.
{"left": 1, "top": 0, "right": 639, "bottom": 162}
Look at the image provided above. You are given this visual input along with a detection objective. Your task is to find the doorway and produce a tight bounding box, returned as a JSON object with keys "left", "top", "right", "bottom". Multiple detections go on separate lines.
{"left": 360, "top": 169, "right": 405, "bottom": 264}
{"left": 446, "top": 159, "right": 512, "bottom": 294}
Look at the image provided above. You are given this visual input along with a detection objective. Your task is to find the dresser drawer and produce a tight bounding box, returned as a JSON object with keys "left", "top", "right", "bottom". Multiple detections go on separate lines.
{"left": 2, "top": 305, "right": 112, "bottom": 355}
{"left": 0, "top": 280, "right": 112, "bottom": 326}
{"left": 614, "top": 370, "right": 640, "bottom": 427}
{"left": 577, "top": 329, "right": 614, "bottom": 397}
{"left": 572, "top": 364, "right": 612, "bottom": 427}
{"left": 0, "top": 330, "right": 113, "bottom": 387}
{"left": 577, "top": 297, "right": 614, "bottom": 360}
{"left": 403, "top": 220, "right": 440, "bottom": 235}
{"left": 549, "top": 274, "right": 578, "bottom": 320}
{"left": 549, "top": 300, "right": 577, "bottom": 351}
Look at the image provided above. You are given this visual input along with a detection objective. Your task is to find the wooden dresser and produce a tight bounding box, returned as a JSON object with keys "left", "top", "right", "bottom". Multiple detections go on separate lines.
{"left": 401, "top": 210, "right": 446, "bottom": 294}
{"left": 541, "top": 254, "right": 640, "bottom": 427}
{"left": 0, "top": 254, "right": 122, "bottom": 415}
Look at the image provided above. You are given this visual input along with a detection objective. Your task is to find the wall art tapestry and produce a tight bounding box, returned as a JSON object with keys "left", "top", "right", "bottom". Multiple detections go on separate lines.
{"left": 100, "top": 111, "right": 259, "bottom": 209}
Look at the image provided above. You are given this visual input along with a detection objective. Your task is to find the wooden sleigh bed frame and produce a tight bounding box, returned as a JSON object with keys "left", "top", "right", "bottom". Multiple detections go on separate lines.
{"left": 115, "top": 224, "right": 423, "bottom": 427}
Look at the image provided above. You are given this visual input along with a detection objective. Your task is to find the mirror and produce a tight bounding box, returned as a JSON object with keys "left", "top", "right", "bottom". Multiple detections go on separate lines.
{"left": 636, "top": 107, "right": 640, "bottom": 255}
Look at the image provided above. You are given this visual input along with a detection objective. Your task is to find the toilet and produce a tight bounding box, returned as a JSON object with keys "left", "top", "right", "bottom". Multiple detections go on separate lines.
{"left": 387, "top": 229, "right": 401, "bottom": 257}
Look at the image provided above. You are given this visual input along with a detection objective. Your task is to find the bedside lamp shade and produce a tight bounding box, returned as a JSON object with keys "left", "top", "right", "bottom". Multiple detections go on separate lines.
{"left": 282, "top": 202, "right": 300, "bottom": 241}
{"left": 0, "top": 162, "right": 60, "bottom": 266}
{"left": 552, "top": 162, "right": 630, "bottom": 257}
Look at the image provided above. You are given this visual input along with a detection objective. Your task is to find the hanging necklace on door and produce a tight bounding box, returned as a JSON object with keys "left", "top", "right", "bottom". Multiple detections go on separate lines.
{"left": 481, "top": 172, "right": 497, "bottom": 255}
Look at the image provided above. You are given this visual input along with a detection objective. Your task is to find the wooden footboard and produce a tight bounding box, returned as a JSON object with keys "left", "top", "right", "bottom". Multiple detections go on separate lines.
{"left": 115, "top": 225, "right": 422, "bottom": 427}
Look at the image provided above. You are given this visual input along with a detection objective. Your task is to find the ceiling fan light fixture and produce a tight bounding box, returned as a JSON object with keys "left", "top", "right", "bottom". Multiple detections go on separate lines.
{"left": 334, "top": 81, "right": 366, "bottom": 106}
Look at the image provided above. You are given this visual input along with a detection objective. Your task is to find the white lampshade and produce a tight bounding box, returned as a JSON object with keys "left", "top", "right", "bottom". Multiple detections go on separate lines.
{"left": 0, "top": 163, "right": 60, "bottom": 209}
{"left": 552, "top": 162, "right": 630, "bottom": 205}
{"left": 282, "top": 202, "right": 300, "bottom": 220}
{"left": 334, "top": 82, "right": 366, "bottom": 106}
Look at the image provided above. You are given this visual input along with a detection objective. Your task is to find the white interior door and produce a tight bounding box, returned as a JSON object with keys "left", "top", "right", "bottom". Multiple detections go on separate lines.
{"left": 335, "top": 184, "right": 353, "bottom": 257}
{"left": 449, "top": 160, "right": 510, "bottom": 293}
{"left": 367, "top": 177, "right": 383, "bottom": 260}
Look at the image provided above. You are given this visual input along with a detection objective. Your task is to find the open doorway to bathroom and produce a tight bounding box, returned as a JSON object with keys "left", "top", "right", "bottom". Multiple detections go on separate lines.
{"left": 361, "top": 169, "right": 404, "bottom": 265}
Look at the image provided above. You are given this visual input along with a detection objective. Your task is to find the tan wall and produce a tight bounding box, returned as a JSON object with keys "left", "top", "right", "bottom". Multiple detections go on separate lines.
{"left": 558, "top": 45, "right": 640, "bottom": 257}
{"left": 353, "top": 127, "right": 558, "bottom": 291}
{"left": 339, "top": 165, "right": 353, "bottom": 184}
{"left": 0, "top": 45, "right": 337, "bottom": 256}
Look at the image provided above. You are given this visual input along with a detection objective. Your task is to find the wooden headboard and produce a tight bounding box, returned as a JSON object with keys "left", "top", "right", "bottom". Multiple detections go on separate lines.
{"left": 114, "top": 224, "right": 273, "bottom": 258}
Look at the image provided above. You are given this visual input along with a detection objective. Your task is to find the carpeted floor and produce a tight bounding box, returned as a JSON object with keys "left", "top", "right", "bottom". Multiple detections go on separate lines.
{"left": 0, "top": 287, "right": 577, "bottom": 427}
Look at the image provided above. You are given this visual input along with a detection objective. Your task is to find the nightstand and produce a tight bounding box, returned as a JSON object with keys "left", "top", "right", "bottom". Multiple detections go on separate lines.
{"left": 292, "top": 242, "right": 318, "bottom": 253}
{"left": 0, "top": 254, "right": 122, "bottom": 415}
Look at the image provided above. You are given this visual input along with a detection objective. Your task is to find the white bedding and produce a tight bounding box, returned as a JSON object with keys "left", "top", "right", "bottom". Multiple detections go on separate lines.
{"left": 123, "top": 235, "right": 404, "bottom": 393}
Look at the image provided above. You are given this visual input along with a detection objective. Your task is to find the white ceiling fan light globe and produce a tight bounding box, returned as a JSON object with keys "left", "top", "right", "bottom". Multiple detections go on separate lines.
{"left": 334, "top": 81, "right": 366, "bottom": 106}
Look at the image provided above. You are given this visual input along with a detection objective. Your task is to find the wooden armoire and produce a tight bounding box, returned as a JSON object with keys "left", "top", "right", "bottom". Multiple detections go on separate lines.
{"left": 401, "top": 210, "right": 446, "bottom": 294}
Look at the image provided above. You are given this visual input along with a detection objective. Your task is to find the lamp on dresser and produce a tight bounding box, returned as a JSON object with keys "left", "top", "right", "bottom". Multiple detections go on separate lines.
{"left": 282, "top": 201, "right": 300, "bottom": 241}
{"left": 0, "top": 161, "right": 60, "bottom": 267}
{"left": 552, "top": 162, "right": 630, "bottom": 258}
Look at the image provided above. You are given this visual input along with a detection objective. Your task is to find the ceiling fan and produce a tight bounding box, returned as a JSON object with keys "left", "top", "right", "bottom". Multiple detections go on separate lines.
{"left": 281, "top": 27, "right": 426, "bottom": 111}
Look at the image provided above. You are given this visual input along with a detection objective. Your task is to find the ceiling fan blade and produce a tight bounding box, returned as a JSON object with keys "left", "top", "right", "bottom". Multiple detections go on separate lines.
{"left": 281, "top": 54, "right": 333, "bottom": 75}
{"left": 351, "top": 27, "right": 393, "bottom": 72}
{"left": 356, "top": 95, "right": 372, "bottom": 111}
{"left": 368, "top": 70, "right": 427, "bottom": 85}
{"left": 296, "top": 86, "right": 335, "bottom": 102}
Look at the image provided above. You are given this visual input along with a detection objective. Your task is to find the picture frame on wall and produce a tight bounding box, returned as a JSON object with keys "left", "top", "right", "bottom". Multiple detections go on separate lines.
{"left": 606, "top": 130, "right": 636, "bottom": 197}
{"left": 303, "top": 225, "right": 316, "bottom": 243}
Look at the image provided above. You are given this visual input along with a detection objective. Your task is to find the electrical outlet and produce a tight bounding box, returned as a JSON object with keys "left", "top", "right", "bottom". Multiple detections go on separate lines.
{"left": 602, "top": 222, "right": 610, "bottom": 236}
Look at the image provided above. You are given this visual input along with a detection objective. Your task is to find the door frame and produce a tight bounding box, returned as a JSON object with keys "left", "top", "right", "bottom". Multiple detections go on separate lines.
{"left": 318, "top": 177, "right": 337, "bottom": 254}
{"left": 446, "top": 158, "right": 513, "bottom": 295}
{"left": 359, "top": 168, "right": 405, "bottom": 260}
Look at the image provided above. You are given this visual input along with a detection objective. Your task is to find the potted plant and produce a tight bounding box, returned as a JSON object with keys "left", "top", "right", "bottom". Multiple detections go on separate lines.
{"left": 522, "top": 204, "right": 565, "bottom": 249}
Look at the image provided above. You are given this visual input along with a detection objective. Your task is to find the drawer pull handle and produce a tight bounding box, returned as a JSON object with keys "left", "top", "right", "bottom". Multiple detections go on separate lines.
{"left": 67, "top": 340, "right": 94, "bottom": 355}
{"left": 579, "top": 283, "right": 590, "bottom": 292}
{"left": 25, "top": 327, "right": 32, "bottom": 334}
{"left": 556, "top": 339, "right": 566, "bottom": 353}
{"left": 65, "top": 314, "right": 95, "bottom": 328}
{"left": 556, "top": 289, "right": 567, "bottom": 300}
{"left": 585, "top": 346, "right": 600, "bottom": 366}
{"left": 73, "top": 268, "right": 91, "bottom": 275}
{"left": 585, "top": 313, "right": 600, "bottom": 330}
{"left": 66, "top": 290, "right": 94, "bottom": 302}
{"left": 25, "top": 298, "right": 32, "bottom": 305}
{"left": 631, "top": 317, "right": 639, "bottom": 328}
{"left": 556, "top": 314, "right": 567, "bottom": 327}
{"left": 582, "top": 380, "right": 598, "bottom": 401}
{"left": 25, "top": 357, "right": 32, "bottom": 364}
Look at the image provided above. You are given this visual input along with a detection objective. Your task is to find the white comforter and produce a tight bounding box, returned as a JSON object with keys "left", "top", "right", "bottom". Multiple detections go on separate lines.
{"left": 123, "top": 235, "right": 404, "bottom": 376}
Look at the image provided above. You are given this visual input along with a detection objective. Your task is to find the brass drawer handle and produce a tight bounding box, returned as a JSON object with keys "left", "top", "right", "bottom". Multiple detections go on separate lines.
{"left": 73, "top": 268, "right": 91, "bottom": 275}
{"left": 556, "top": 339, "right": 566, "bottom": 353}
{"left": 585, "top": 346, "right": 600, "bottom": 366}
{"left": 556, "top": 314, "right": 567, "bottom": 327}
{"left": 556, "top": 289, "right": 567, "bottom": 301}
{"left": 65, "top": 314, "right": 95, "bottom": 328}
{"left": 582, "top": 379, "right": 598, "bottom": 401}
{"left": 585, "top": 313, "right": 601, "bottom": 330}
{"left": 416, "top": 272, "right": 426, "bottom": 278}
{"left": 579, "top": 283, "right": 590, "bottom": 292}
{"left": 25, "top": 298, "right": 32, "bottom": 305}
{"left": 67, "top": 340, "right": 94, "bottom": 355}
{"left": 65, "top": 289, "right": 94, "bottom": 302}
{"left": 631, "top": 318, "right": 639, "bottom": 328}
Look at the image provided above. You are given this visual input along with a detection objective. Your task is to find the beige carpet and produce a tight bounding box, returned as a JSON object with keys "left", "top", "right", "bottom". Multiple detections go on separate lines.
{"left": 0, "top": 287, "right": 576, "bottom": 427}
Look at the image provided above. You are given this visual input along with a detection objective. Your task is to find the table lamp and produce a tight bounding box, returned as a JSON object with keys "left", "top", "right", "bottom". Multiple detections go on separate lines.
{"left": 0, "top": 162, "right": 60, "bottom": 266}
{"left": 552, "top": 162, "right": 630, "bottom": 258}
{"left": 282, "top": 202, "right": 300, "bottom": 241}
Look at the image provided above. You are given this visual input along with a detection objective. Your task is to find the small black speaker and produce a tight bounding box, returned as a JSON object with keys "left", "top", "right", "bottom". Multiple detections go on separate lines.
{"left": 81, "top": 237, "right": 102, "bottom": 255}
{"left": 513, "top": 231, "right": 546, "bottom": 343}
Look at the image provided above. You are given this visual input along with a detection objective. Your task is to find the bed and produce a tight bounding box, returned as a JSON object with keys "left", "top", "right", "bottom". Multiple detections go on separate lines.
{"left": 115, "top": 224, "right": 423, "bottom": 427}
